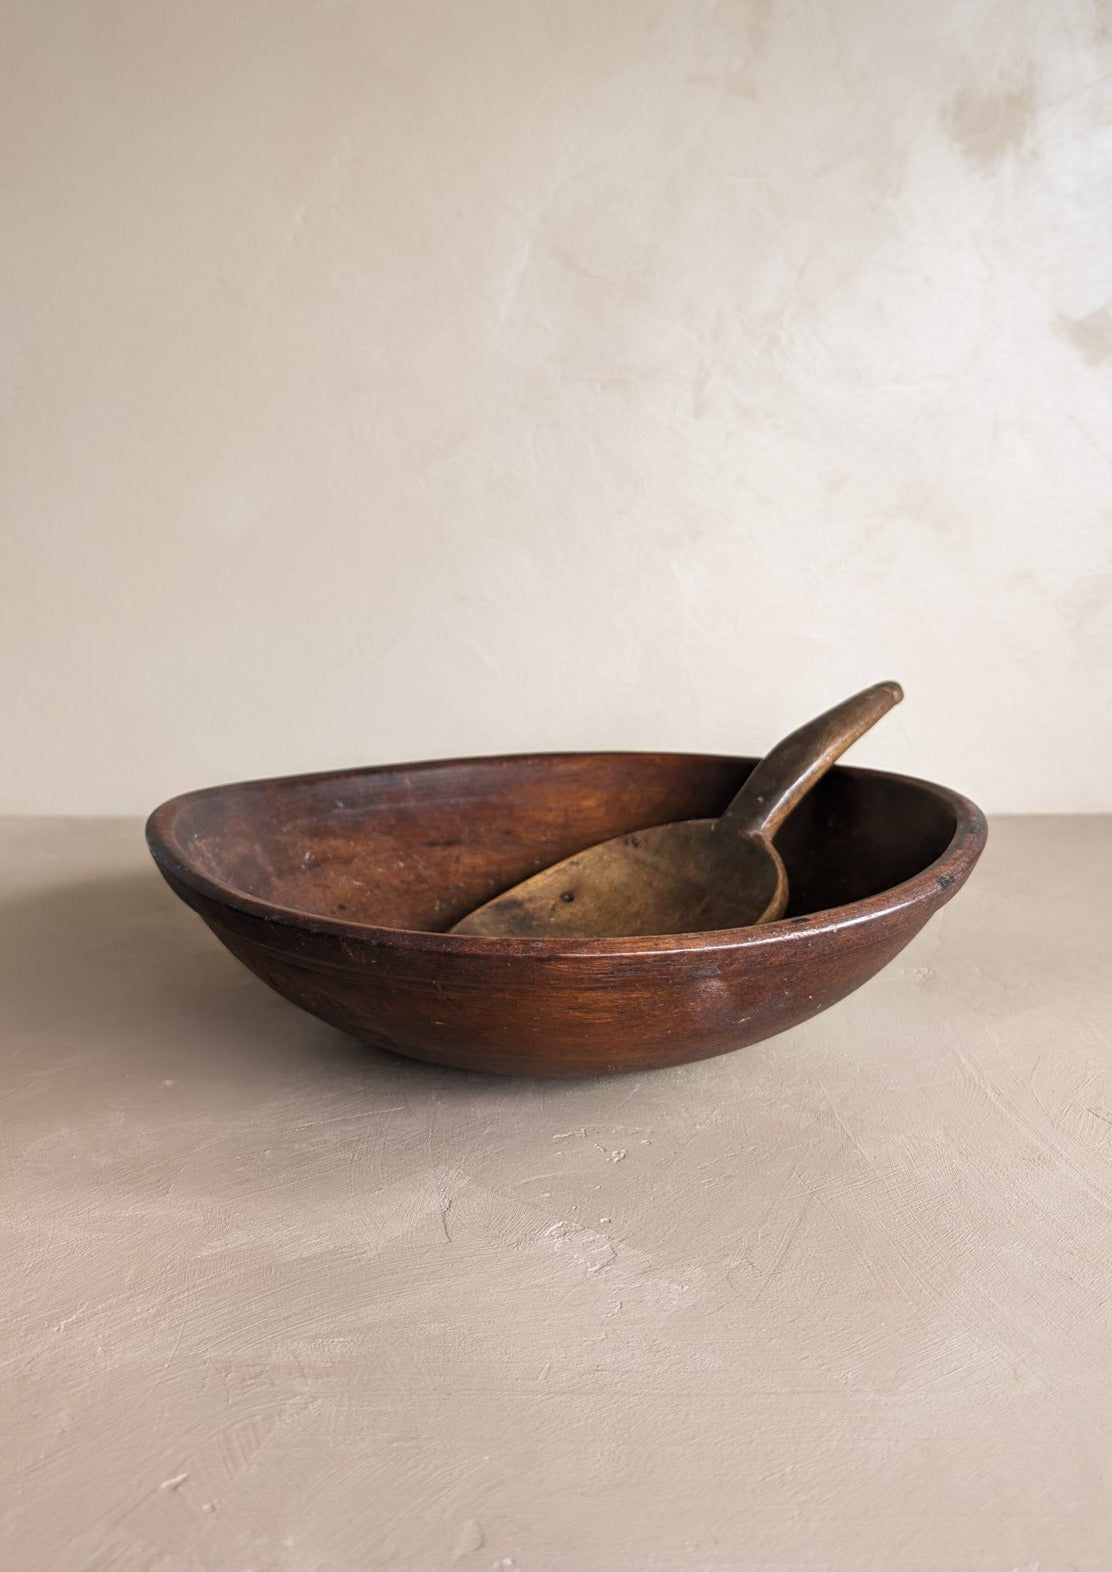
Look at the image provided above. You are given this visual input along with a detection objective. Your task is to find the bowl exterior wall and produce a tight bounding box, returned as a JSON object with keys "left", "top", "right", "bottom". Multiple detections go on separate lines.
{"left": 161, "top": 870, "right": 948, "bottom": 1076}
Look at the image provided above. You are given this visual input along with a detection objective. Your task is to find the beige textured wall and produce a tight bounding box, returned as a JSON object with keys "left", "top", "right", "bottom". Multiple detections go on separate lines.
{"left": 2, "top": 0, "right": 1110, "bottom": 815}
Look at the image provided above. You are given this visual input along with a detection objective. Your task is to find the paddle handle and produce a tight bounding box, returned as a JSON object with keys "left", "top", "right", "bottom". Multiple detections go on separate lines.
{"left": 721, "top": 681, "right": 904, "bottom": 841}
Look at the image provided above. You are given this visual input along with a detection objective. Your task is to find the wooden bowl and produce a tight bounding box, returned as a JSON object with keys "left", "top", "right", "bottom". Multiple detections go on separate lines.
{"left": 146, "top": 751, "right": 987, "bottom": 1077}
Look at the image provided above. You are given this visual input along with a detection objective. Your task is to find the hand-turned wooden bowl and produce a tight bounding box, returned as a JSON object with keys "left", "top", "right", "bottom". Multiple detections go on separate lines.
{"left": 146, "top": 751, "right": 987, "bottom": 1077}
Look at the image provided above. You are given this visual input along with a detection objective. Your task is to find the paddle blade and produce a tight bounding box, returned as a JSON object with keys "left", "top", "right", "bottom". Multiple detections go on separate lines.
{"left": 450, "top": 820, "right": 785, "bottom": 940}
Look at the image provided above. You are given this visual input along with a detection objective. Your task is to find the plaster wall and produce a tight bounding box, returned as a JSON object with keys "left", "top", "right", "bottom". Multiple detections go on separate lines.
{"left": 3, "top": 0, "right": 1111, "bottom": 812}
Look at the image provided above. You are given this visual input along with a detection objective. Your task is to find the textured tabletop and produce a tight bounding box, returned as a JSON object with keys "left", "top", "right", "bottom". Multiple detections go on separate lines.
{"left": 2, "top": 815, "right": 1111, "bottom": 1571}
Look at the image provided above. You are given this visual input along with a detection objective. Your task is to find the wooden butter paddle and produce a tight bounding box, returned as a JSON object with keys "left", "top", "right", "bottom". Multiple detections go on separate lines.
{"left": 450, "top": 681, "right": 903, "bottom": 939}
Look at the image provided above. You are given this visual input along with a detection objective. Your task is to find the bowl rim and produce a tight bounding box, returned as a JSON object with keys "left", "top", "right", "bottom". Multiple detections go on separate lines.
{"left": 146, "top": 750, "right": 988, "bottom": 959}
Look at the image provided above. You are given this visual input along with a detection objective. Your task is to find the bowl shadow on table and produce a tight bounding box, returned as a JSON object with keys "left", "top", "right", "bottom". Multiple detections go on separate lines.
{"left": 0, "top": 868, "right": 506, "bottom": 1102}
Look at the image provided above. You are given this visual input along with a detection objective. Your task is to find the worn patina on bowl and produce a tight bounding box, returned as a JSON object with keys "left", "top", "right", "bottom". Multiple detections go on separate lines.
{"left": 146, "top": 751, "right": 987, "bottom": 1077}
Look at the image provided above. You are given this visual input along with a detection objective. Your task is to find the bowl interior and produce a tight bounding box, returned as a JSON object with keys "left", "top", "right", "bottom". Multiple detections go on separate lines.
{"left": 159, "top": 753, "right": 959, "bottom": 934}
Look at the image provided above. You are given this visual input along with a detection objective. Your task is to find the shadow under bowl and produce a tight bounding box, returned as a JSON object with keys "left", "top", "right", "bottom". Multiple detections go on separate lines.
{"left": 146, "top": 751, "right": 987, "bottom": 1077}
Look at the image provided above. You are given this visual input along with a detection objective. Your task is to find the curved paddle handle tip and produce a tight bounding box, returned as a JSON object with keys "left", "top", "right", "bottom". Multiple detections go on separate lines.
{"left": 722, "top": 680, "right": 904, "bottom": 841}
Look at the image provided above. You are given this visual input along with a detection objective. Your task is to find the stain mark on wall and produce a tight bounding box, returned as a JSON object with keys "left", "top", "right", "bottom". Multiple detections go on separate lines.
{"left": 1067, "top": 572, "right": 1112, "bottom": 668}
{"left": 1058, "top": 306, "right": 1112, "bottom": 365}
{"left": 687, "top": 0, "right": 773, "bottom": 98}
{"left": 946, "top": 76, "right": 1036, "bottom": 171}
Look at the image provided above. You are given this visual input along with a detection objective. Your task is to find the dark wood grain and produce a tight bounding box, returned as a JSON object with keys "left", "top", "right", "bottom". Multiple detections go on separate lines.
{"left": 146, "top": 750, "right": 987, "bottom": 1077}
